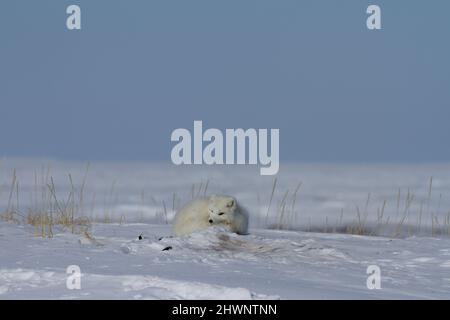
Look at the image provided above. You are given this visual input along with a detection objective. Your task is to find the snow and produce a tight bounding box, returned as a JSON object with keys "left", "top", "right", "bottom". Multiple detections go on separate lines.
{"left": 1, "top": 221, "right": 450, "bottom": 299}
{"left": 2, "top": 159, "right": 450, "bottom": 235}
{"left": 1, "top": 159, "right": 450, "bottom": 299}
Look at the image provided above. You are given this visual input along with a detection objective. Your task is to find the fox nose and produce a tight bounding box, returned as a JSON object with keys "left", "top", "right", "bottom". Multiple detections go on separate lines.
{"left": 209, "top": 219, "right": 213, "bottom": 224}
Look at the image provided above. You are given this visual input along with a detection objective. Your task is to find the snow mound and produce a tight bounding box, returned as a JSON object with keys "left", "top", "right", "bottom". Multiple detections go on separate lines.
{"left": 120, "top": 275, "right": 277, "bottom": 299}
{"left": 122, "top": 227, "right": 354, "bottom": 265}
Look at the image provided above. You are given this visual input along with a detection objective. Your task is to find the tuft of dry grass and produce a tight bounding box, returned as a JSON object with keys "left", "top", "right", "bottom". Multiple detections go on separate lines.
{"left": 0, "top": 169, "right": 19, "bottom": 223}
{"left": 1, "top": 166, "right": 92, "bottom": 238}
{"left": 265, "top": 179, "right": 302, "bottom": 231}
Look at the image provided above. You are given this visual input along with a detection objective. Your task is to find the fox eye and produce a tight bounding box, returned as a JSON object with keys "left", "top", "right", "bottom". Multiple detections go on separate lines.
{"left": 218, "top": 212, "right": 225, "bottom": 216}
{"left": 227, "top": 200, "right": 234, "bottom": 208}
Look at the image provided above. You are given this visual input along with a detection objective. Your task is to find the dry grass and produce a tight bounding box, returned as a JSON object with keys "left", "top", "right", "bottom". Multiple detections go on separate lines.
{"left": 265, "top": 179, "right": 302, "bottom": 231}
{"left": 264, "top": 176, "right": 450, "bottom": 238}
{"left": 0, "top": 165, "right": 92, "bottom": 238}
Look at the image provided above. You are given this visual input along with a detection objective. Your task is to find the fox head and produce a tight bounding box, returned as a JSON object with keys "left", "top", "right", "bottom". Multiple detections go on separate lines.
{"left": 207, "top": 195, "right": 237, "bottom": 226}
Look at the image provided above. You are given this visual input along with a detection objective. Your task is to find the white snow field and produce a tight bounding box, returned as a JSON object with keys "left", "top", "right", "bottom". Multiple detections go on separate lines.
{"left": 1, "top": 222, "right": 450, "bottom": 299}
{"left": 1, "top": 159, "right": 450, "bottom": 299}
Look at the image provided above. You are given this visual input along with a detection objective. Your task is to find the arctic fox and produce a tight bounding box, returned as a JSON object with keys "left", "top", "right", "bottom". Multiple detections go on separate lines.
{"left": 172, "top": 195, "right": 249, "bottom": 236}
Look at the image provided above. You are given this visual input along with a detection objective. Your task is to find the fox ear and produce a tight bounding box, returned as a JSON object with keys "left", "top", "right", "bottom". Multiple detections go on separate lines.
{"left": 227, "top": 200, "right": 234, "bottom": 207}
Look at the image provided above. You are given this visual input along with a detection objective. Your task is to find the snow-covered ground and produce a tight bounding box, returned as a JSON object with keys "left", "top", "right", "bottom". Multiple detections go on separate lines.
{"left": 1, "top": 159, "right": 450, "bottom": 235}
{"left": 1, "top": 222, "right": 450, "bottom": 299}
{"left": 1, "top": 159, "right": 450, "bottom": 299}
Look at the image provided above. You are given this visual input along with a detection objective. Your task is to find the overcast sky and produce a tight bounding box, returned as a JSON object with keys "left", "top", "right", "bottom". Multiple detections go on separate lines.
{"left": 1, "top": 0, "right": 449, "bottom": 162}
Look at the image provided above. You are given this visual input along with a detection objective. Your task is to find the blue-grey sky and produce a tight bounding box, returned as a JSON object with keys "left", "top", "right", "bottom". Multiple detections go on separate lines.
{"left": 1, "top": 0, "right": 449, "bottom": 162}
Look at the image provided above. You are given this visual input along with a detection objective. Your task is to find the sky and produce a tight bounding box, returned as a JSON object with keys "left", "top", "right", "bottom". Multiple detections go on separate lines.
{"left": 0, "top": 0, "right": 449, "bottom": 163}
